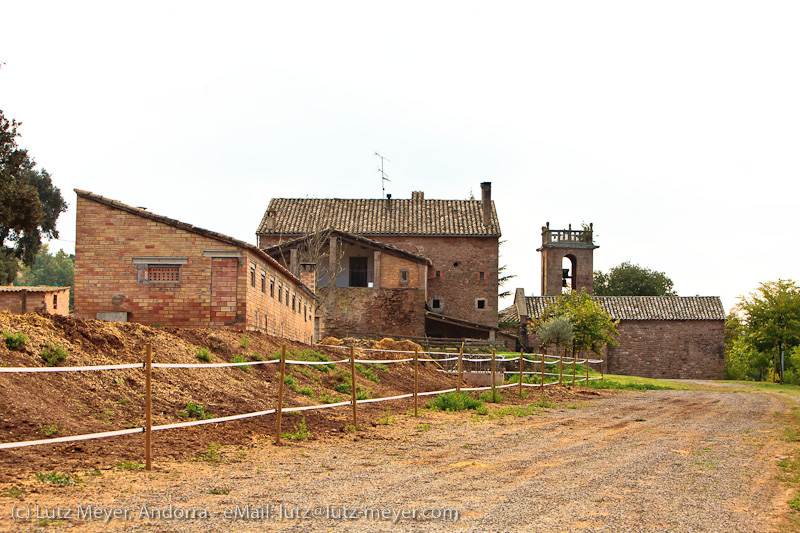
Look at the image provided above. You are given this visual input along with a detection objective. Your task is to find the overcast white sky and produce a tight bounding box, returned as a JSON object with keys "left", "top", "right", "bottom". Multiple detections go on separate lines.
{"left": 2, "top": 1, "right": 798, "bottom": 312}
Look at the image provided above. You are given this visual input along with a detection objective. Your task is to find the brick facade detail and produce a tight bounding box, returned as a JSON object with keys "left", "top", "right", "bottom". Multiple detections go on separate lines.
{"left": 319, "top": 287, "right": 425, "bottom": 339}
{"left": 0, "top": 288, "right": 70, "bottom": 316}
{"left": 74, "top": 194, "right": 314, "bottom": 344}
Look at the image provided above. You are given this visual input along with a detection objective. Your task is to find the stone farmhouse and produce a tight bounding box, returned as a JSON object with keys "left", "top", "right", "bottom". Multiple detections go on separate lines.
{"left": 257, "top": 183, "right": 501, "bottom": 341}
{"left": 73, "top": 190, "right": 315, "bottom": 344}
{"left": 503, "top": 223, "right": 725, "bottom": 380}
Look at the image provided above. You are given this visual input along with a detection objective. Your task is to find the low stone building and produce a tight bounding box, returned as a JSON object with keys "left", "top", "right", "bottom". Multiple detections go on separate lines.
{"left": 73, "top": 190, "right": 315, "bottom": 344}
{"left": 0, "top": 286, "right": 70, "bottom": 316}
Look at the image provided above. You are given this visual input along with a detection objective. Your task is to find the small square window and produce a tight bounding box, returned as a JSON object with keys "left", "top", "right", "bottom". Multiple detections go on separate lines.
{"left": 479, "top": 271, "right": 485, "bottom": 280}
{"left": 435, "top": 270, "right": 441, "bottom": 279}
{"left": 400, "top": 269, "right": 409, "bottom": 285}
{"left": 476, "top": 299, "right": 486, "bottom": 309}
{"left": 432, "top": 298, "right": 441, "bottom": 309}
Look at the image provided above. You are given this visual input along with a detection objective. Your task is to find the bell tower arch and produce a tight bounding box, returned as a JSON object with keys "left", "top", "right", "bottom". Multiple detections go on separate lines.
{"left": 538, "top": 222, "right": 598, "bottom": 296}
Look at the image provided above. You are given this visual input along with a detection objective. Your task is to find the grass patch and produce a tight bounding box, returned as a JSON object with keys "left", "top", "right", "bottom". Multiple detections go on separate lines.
{"left": 2, "top": 331, "right": 29, "bottom": 350}
{"left": 317, "top": 392, "right": 344, "bottom": 404}
{"left": 284, "top": 373, "right": 298, "bottom": 392}
{"left": 178, "top": 402, "right": 213, "bottom": 420}
{"left": 41, "top": 344, "right": 68, "bottom": 366}
{"left": 582, "top": 378, "right": 673, "bottom": 391}
{"left": 239, "top": 335, "right": 251, "bottom": 349}
{"left": 209, "top": 487, "right": 230, "bottom": 495}
{"left": 231, "top": 354, "right": 250, "bottom": 372}
{"left": 297, "top": 386, "right": 314, "bottom": 396}
{"left": 480, "top": 390, "right": 504, "bottom": 403}
{"left": 376, "top": 407, "right": 396, "bottom": 425}
{"left": 38, "top": 423, "right": 58, "bottom": 437}
{"left": 196, "top": 347, "right": 212, "bottom": 362}
{"left": 486, "top": 405, "right": 542, "bottom": 419}
{"left": 36, "top": 472, "right": 79, "bottom": 486}
{"left": 355, "top": 363, "right": 380, "bottom": 383}
{"left": 200, "top": 443, "right": 221, "bottom": 464}
{"left": 426, "top": 392, "right": 483, "bottom": 412}
{"left": 116, "top": 461, "right": 145, "bottom": 471}
{"left": 282, "top": 417, "right": 311, "bottom": 440}
{"left": 1, "top": 487, "right": 23, "bottom": 497}
{"left": 417, "top": 423, "right": 431, "bottom": 432}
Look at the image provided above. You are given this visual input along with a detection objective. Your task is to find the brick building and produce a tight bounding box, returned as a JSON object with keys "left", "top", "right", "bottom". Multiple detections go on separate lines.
{"left": 73, "top": 190, "right": 315, "bottom": 343}
{"left": 0, "top": 286, "right": 70, "bottom": 316}
{"left": 503, "top": 223, "right": 725, "bottom": 380}
{"left": 257, "top": 183, "right": 501, "bottom": 340}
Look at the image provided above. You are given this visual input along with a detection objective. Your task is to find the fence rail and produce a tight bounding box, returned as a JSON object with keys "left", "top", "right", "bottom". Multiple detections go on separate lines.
{"left": 0, "top": 343, "right": 604, "bottom": 468}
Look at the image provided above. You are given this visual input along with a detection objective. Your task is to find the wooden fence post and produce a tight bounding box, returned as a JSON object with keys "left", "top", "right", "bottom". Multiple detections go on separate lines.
{"left": 275, "top": 346, "right": 286, "bottom": 444}
{"left": 541, "top": 350, "right": 546, "bottom": 403}
{"left": 145, "top": 343, "right": 152, "bottom": 471}
{"left": 559, "top": 347, "right": 563, "bottom": 385}
{"left": 456, "top": 343, "right": 464, "bottom": 395}
{"left": 586, "top": 353, "right": 590, "bottom": 385}
{"left": 518, "top": 349, "right": 524, "bottom": 399}
{"left": 350, "top": 345, "right": 357, "bottom": 428}
{"left": 572, "top": 348, "right": 577, "bottom": 387}
{"left": 491, "top": 350, "right": 497, "bottom": 402}
{"left": 414, "top": 348, "right": 419, "bottom": 417}
{"left": 601, "top": 353, "right": 605, "bottom": 382}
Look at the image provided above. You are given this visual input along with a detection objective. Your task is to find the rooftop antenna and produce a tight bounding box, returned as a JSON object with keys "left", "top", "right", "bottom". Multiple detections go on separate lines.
{"left": 375, "top": 152, "right": 391, "bottom": 198}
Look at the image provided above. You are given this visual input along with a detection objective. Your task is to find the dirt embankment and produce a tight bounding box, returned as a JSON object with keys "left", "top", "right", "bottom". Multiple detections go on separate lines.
{"left": 0, "top": 311, "right": 483, "bottom": 481}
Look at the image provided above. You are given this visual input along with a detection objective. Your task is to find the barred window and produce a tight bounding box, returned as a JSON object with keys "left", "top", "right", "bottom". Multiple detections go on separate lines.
{"left": 139, "top": 265, "right": 181, "bottom": 283}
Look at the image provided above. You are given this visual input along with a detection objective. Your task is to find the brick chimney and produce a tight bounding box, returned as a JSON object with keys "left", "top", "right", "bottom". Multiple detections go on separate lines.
{"left": 411, "top": 191, "right": 424, "bottom": 202}
{"left": 265, "top": 210, "right": 277, "bottom": 230}
{"left": 299, "top": 262, "right": 316, "bottom": 294}
{"left": 480, "top": 182, "right": 492, "bottom": 227}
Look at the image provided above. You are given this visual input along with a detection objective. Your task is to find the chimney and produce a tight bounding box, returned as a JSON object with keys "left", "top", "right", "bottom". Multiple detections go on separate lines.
{"left": 480, "top": 182, "right": 492, "bottom": 227}
{"left": 299, "top": 262, "right": 316, "bottom": 294}
{"left": 411, "top": 191, "right": 424, "bottom": 202}
{"left": 265, "top": 210, "right": 277, "bottom": 230}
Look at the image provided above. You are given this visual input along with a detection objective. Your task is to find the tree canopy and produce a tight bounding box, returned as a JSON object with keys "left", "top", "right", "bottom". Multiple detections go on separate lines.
{"left": 0, "top": 110, "right": 67, "bottom": 284}
{"left": 541, "top": 290, "right": 619, "bottom": 355}
{"left": 737, "top": 280, "right": 800, "bottom": 383}
{"left": 593, "top": 261, "right": 676, "bottom": 296}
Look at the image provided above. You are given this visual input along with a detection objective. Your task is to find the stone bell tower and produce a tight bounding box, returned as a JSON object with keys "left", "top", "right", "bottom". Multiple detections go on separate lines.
{"left": 537, "top": 222, "right": 598, "bottom": 296}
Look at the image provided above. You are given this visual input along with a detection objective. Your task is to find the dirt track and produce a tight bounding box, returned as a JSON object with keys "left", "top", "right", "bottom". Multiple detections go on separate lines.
{"left": 1, "top": 386, "right": 794, "bottom": 532}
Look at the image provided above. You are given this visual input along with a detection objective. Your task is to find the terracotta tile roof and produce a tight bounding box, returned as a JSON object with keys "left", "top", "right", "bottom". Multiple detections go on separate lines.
{"left": 263, "top": 229, "right": 432, "bottom": 265}
{"left": 499, "top": 305, "right": 520, "bottom": 323}
{"left": 74, "top": 189, "right": 317, "bottom": 300}
{"left": 1, "top": 286, "right": 69, "bottom": 293}
{"left": 257, "top": 198, "right": 501, "bottom": 237}
{"left": 524, "top": 296, "right": 725, "bottom": 321}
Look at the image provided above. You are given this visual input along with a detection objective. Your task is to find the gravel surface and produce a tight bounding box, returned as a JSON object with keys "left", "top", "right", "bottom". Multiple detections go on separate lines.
{"left": 1, "top": 389, "right": 790, "bottom": 532}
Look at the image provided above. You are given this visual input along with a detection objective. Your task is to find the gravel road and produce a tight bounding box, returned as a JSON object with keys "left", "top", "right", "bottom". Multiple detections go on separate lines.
{"left": 2, "top": 388, "right": 791, "bottom": 532}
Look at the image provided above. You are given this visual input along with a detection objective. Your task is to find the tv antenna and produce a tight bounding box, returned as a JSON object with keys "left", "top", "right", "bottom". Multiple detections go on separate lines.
{"left": 375, "top": 152, "right": 391, "bottom": 198}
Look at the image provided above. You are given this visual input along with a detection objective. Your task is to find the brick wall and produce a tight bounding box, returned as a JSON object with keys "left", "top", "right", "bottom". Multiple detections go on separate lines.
{"left": 378, "top": 253, "right": 422, "bottom": 289}
{"left": 523, "top": 319, "right": 724, "bottom": 379}
{"left": 368, "top": 235, "right": 498, "bottom": 328}
{"left": 74, "top": 196, "right": 313, "bottom": 343}
{"left": 320, "top": 286, "right": 425, "bottom": 339}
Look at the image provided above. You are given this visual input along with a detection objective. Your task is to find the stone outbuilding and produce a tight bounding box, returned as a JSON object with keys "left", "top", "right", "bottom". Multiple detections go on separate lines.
{"left": 0, "top": 286, "right": 70, "bottom": 316}
{"left": 73, "top": 190, "right": 316, "bottom": 344}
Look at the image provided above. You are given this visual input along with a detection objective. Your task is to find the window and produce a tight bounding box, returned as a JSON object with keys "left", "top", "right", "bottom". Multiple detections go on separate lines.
{"left": 349, "top": 257, "right": 368, "bottom": 287}
{"left": 286, "top": 288, "right": 290, "bottom": 306}
{"left": 435, "top": 270, "right": 441, "bottom": 279}
{"left": 270, "top": 277, "right": 275, "bottom": 297}
{"left": 250, "top": 266, "right": 256, "bottom": 287}
{"left": 278, "top": 283, "right": 283, "bottom": 303}
{"left": 476, "top": 298, "right": 486, "bottom": 310}
{"left": 53, "top": 294, "right": 58, "bottom": 308}
{"left": 304, "top": 303, "right": 307, "bottom": 322}
{"left": 400, "top": 269, "right": 409, "bottom": 285}
{"left": 261, "top": 270, "right": 266, "bottom": 293}
{"left": 432, "top": 298, "right": 441, "bottom": 310}
{"left": 138, "top": 265, "right": 181, "bottom": 283}
{"left": 292, "top": 293, "right": 296, "bottom": 311}
{"left": 479, "top": 271, "right": 485, "bottom": 280}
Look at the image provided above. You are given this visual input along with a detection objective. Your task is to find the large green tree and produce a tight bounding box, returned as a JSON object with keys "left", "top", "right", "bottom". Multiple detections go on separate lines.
{"left": 594, "top": 261, "right": 677, "bottom": 296}
{"left": 738, "top": 280, "right": 800, "bottom": 383}
{"left": 0, "top": 110, "right": 67, "bottom": 284}
{"left": 543, "top": 290, "right": 619, "bottom": 355}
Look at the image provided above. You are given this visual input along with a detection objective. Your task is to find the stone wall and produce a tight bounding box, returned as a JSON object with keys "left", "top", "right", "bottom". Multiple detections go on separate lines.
{"left": 320, "top": 286, "right": 425, "bottom": 339}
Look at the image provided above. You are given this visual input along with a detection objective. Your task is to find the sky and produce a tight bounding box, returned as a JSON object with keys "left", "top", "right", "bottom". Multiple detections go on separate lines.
{"left": 1, "top": 1, "right": 798, "bottom": 312}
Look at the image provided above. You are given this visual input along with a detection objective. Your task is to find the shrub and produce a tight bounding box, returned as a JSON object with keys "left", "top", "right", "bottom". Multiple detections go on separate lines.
{"left": 426, "top": 392, "right": 483, "bottom": 412}
{"left": 284, "top": 373, "right": 298, "bottom": 391}
{"left": 195, "top": 347, "right": 212, "bottom": 362}
{"left": 231, "top": 354, "right": 249, "bottom": 372}
{"left": 317, "top": 392, "right": 343, "bottom": 404}
{"left": 298, "top": 386, "right": 313, "bottom": 396}
{"left": 355, "top": 363, "right": 380, "bottom": 383}
{"left": 480, "top": 390, "right": 504, "bottom": 403}
{"left": 281, "top": 417, "right": 310, "bottom": 440}
{"left": 178, "top": 402, "right": 213, "bottom": 420}
{"left": 38, "top": 424, "right": 58, "bottom": 437}
{"left": 3, "top": 331, "right": 29, "bottom": 350}
{"left": 240, "top": 335, "right": 251, "bottom": 349}
{"left": 41, "top": 344, "right": 67, "bottom": 366}
{"left": 36, "top": 472, "right": 78, "bottom": 486}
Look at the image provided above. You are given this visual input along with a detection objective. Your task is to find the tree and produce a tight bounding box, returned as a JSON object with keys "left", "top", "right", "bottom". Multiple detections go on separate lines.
{"left": 15, "top": 244, "right": 75, "bottom": 309}
{"left": 738, "top": 280, "right": 800, "bottom": 383}
{"left": 535, "top": 316, "right": 573, "bottom": 356}
{"left": 593, "top": 261, "right": 677, "bottom": 296}
{"left": 542, "top": 290, "right": 620, "bottom": 355}
{"left": 0, "top": 110, "right": 67, "bottom": 284}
